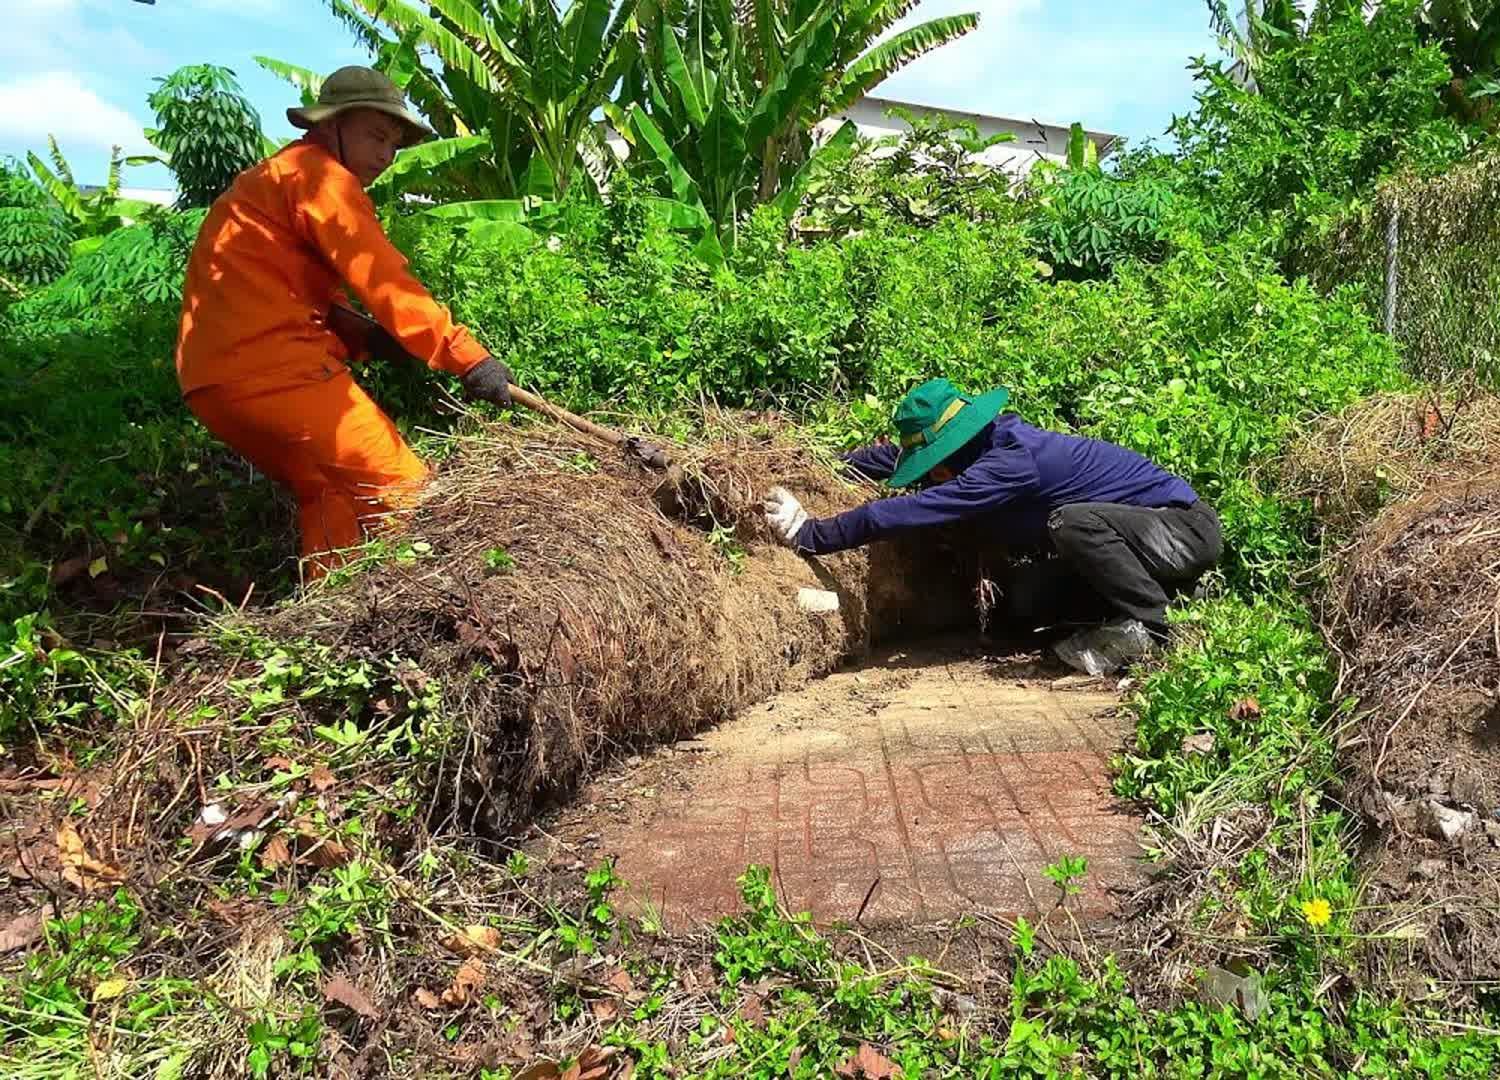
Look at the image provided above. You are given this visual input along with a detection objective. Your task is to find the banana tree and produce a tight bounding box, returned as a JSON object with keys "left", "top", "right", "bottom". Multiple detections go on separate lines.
{"left": 26, "top": 138, "right": 150, "bottom": 251}
{"left": 621, "top": 0, "right": 976, "bottom": 236}
{"left": 621, "top": 6, "right": 854, "bottom": 246}
{"left": 258, "top": 2, "right": 536, "bottom": 200}
{"left": 323, "top": 0, "right": 641, "bottom": 200}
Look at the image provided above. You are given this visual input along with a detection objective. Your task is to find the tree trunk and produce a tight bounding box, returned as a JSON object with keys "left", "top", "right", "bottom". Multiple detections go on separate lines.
{"left": 758, "top": 135, "right": 780, "bottom": 202}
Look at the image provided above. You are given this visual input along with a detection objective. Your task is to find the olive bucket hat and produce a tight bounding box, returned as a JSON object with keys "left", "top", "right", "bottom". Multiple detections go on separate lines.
{"left": 888, "top": 378, "right": 1009, "bottom": 488}
{"left": 287, "top": 66, "right": 434, "bottom": 148}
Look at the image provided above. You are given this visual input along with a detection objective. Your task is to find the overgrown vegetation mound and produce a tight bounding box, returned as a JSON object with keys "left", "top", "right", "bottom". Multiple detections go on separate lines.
{"left": 1280, "top": 391, "right": 1500, "bottom": 541}
{"left": 159, "top": 421, "right": 969, "bottom": 844}
{"left": 1331, "top": 473, "right": 1500, "bottom": 992}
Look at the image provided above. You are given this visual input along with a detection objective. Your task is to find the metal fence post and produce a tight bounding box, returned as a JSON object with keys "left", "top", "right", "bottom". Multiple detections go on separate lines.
{"left": 1383, "top": 203, "right": 1400, "bottom": 338}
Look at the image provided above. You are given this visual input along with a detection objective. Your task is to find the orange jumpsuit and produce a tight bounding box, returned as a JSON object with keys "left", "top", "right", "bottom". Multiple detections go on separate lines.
{"left": 175, "top": 139, "right": 488, "bottom": 574}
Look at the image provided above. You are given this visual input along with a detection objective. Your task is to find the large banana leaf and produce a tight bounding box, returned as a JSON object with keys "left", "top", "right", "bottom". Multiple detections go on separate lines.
{"left": 420, "top": 199, "right": 531, "bottom": 221}
{"left": 253, "top": 56, "right": 325, "bottom": 108}
{"left": 658, "top": 21, "right": 707, "bottom": 126}
{"left": 27, "top": 152, "right": 83, "bottom": 221}
{"left": 629, "top": 109, "right": 726, "bottom": 264}
{"left": 630, "top": 106, "right": 708, "bottom": 209}
{"left": 369, "top": 134, "right": 491, "bottom": 196}
{"left": 826, "top": 12, "right": 978, "bottom": 113}
{"left": 560, "top": 0, "right": 615, "bottom": 84}
{"left": 1066, "top": 122, "right": 1098, "bottom": 170}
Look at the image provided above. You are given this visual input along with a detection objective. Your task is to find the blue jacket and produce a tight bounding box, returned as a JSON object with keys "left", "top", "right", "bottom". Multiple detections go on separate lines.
{"left": 794, "top": 414, "right": 1199, "bottom": 555}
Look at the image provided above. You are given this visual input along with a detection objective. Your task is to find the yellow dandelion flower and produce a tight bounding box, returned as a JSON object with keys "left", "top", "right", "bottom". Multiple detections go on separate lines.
{"left": 1301, "top": 898, "right": 1332, "bottom": 928}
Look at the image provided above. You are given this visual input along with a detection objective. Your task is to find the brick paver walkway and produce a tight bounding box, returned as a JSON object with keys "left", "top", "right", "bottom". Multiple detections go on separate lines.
{"left": 558, "top": 651, "right": 1142, "bottom": 929}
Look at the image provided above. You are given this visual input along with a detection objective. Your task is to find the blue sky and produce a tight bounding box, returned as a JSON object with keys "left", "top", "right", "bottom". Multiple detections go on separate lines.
{"left": 10, "top": 0, "right": 1225, "bottom": 188}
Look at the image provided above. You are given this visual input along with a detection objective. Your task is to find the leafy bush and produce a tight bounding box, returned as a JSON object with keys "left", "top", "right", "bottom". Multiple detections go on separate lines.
{"left": 1172, "top": 0, "right": 1469, "bottom": 246}
{"left": 15, "top": 210, "right": 205, "bottom": 321}
{"left": 1024, "top": 164, "right": 1206, "bottom": 280}
{"left": 0, "top": 162, "right": 73, "bottom": 286}
{"left": 1115, "top": 595, "right": 1338, "bottom": 818}
{"left": 795, "top": 107, "right": 1020, "bottom": 237}
{"left": 147, "top": 65, "right": 265, "bottom": 208}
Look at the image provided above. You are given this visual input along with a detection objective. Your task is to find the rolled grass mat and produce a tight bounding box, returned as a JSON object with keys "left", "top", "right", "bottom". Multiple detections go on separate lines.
{"left": 160, "top": 421, "right": 978, "bottom": 841}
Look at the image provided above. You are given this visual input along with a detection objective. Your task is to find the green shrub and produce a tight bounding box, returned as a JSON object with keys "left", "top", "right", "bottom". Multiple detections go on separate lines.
{"left": 1024, "top": 165, "right": 1206, "bottom": 280}
{"left": 1171, "top": 0, "right": 1469, "bottom": 248}
{"left": 0, "top": 162, "right": 73, "bottom": 286}
{"left": 1115, "top": 595, "right": 1339, "bottom": 819}
{"left": 16, "top": 209, "right": 205, "bottom": 320}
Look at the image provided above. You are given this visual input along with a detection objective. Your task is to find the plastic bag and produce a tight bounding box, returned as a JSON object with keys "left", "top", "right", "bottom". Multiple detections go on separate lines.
{"left": 1053, "top": 619, "right": 1155, "bottom": 676}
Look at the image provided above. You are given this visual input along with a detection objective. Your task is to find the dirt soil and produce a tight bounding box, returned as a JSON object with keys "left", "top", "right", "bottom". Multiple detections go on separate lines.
{"left": 1331, "top": 474, "right": 1500, "bottom": 994}
{"left": 522, "top": 636, "right": 1142, "bottom": 959}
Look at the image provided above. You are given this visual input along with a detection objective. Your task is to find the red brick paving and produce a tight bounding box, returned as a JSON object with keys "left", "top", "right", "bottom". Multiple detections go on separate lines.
{"left": 585, "top": 661, "right": 1141, "bottom": 929}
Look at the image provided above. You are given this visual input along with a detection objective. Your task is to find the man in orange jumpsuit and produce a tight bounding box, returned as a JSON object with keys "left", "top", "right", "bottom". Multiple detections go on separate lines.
{"left": 175, "top": 66, "right": 513, "bottom": 577}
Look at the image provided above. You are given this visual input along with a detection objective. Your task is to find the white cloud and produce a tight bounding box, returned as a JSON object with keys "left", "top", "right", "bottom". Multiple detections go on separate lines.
{"left": 0, "top": 72, "right": 151, "bottom": 155}
{"left": 1, "top": 0, "right": 166, "bottom": 72}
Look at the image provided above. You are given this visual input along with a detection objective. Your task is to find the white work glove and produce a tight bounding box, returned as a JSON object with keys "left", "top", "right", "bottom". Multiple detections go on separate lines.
{"left": 763, "top": 486, "right": 809, "bottom": 546}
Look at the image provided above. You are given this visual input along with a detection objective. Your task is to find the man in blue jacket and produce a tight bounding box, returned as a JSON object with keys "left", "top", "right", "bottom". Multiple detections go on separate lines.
{"left": 763, "top": 378, "right": 1222, "bottom": 673}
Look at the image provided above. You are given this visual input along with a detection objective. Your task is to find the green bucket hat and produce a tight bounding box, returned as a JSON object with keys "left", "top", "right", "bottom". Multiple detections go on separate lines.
{"left": 888, "top": 378, "right": 1009, "bottom": 488}
{"left": 287, "top": 66, "right": 434, "bottom": 148}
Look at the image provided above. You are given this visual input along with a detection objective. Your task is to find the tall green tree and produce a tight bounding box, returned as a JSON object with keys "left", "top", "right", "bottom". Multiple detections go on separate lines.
{"left": 140, "top": 65, "right": 265, "bottom": 208}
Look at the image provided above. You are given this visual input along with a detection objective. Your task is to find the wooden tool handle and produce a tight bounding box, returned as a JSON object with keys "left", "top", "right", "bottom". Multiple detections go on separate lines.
{"left": 507, "top": 385, "right": 626, "bottom": 449}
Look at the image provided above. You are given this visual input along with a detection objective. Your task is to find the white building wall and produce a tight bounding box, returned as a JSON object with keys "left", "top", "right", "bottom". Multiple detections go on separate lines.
{"left": 814, "top": 96, "right": 1118, "bottom": 178}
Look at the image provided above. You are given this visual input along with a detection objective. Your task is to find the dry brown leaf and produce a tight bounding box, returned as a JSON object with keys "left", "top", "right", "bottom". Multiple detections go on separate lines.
{"left": 204, "top": 897, "right": 255, "bottom": 926}
{"left": 322, "top": 975, "right": 379, "bottom": 1020}
{"left": 309, "top": 765, "right": 336, "bottom": 792}
{"left": 738, "top": 992, "right": 766, "bottom": 1029}
{"left": 260, "top": 834, "right": 292, "bottom": 869}
{"left": 264, "top": 756, "right": 295, "bottom": 772}
{"left": 1229, "top": 696, "right": 1262, "bottom": 721}
{"left": 570, "top": 1045, "right": 618, "bottom": 1080}
{"left": 0, "top": 910, "right": 46, "bottom": 953}
{"left": 50, "top": 555, "right": 91, "bottom": 586}
{"left": 590, "top": 998, "right": 619, "bottom": 1022}
{"left": 511, "top": 1063, "right": 564, "bottom": 1080}
{"left": 56, "top": 820, "right": 124, "bottom": 892}
{"left": 835, "top": 1043, "right": 897, "bottom": 1079}
{"left": 441, "top": 924, "right": 501, "bottom": 958}
{"left": 787, "top": 1046, "right": 803, "bottom": 1075}
{"left": 604, "top": 968, "right": 634, "bottom": 995}
{"left": 293, "top": 822, "right": 351, "bottom": 867}
{"left": 413, "top": 986, "right": 442, "bottom": 1010}
{"left": 440, "top": 957, "right": 487, "bottom": 1007}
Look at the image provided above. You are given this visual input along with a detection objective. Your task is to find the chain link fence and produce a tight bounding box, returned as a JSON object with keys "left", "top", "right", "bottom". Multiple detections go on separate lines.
{"left": 1296, "top": 149, "right": 1500, "bottom": 386}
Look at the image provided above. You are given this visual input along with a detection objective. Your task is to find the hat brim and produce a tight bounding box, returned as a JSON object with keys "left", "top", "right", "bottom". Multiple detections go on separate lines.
{"left": 287, "top": 100, "right": 434, "bottom": 148}
{"left": 889, "top": 386, "right": 1009, "bottom": 488}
